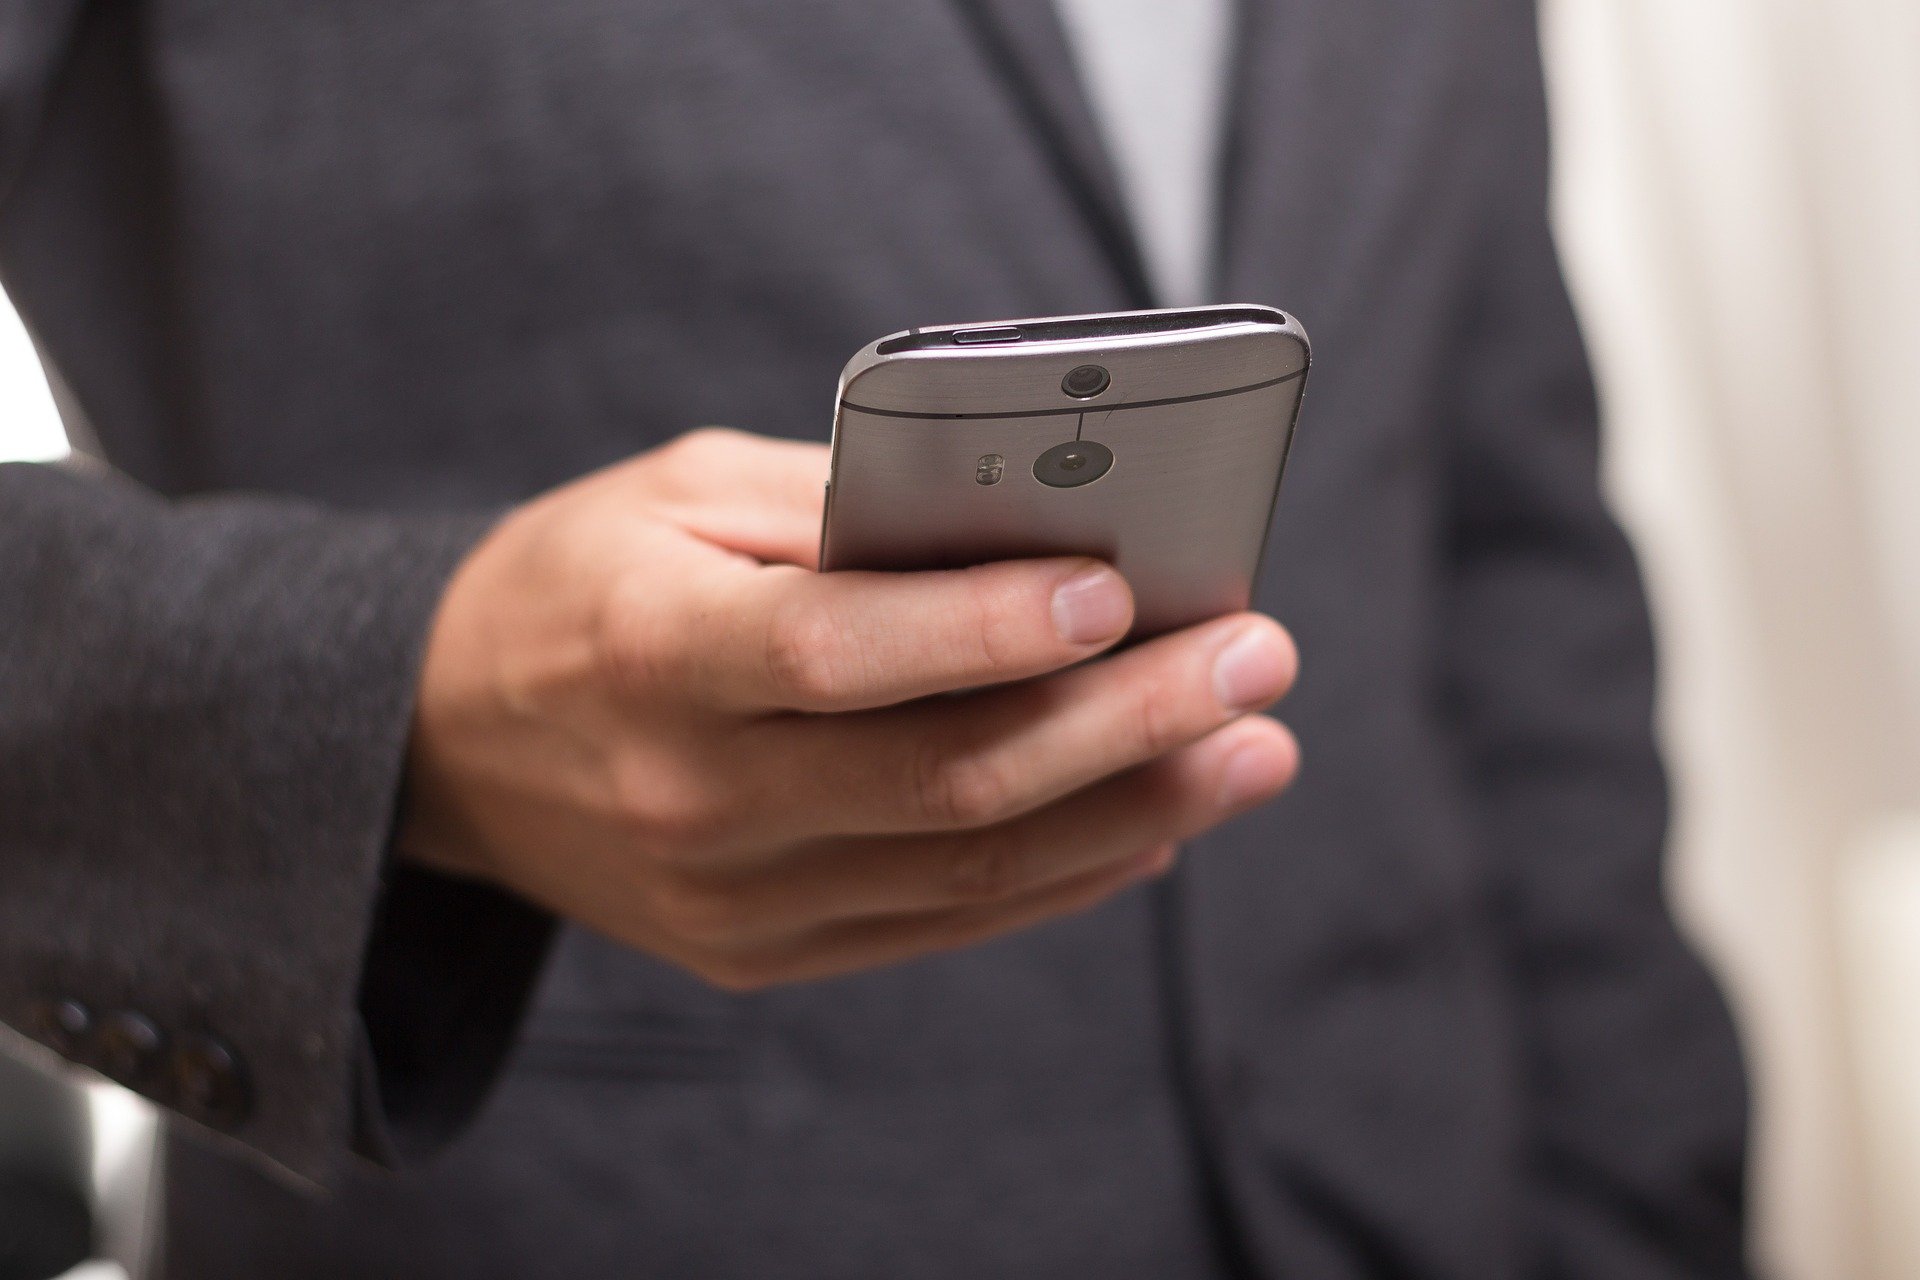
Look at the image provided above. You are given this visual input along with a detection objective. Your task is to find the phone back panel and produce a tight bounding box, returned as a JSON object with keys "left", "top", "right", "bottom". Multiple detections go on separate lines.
{"left": 821, "top": 306, "right": 1309, "bottom": 639}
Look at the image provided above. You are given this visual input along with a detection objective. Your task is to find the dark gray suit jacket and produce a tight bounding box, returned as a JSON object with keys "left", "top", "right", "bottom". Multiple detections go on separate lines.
{"left": 0, "top": 1, "right": 1748, "bottom": 1275}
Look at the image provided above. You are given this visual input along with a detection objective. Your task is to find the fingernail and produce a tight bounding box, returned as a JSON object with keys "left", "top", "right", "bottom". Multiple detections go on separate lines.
{"left": 1052, "top": 565, "right": 1130, "bottom": 645}
{"left": 1212, "top": 624, "right": 1294, "bottom": 710}
{"left": 1217, "top": 742, "right": 1291, "bottom": 812}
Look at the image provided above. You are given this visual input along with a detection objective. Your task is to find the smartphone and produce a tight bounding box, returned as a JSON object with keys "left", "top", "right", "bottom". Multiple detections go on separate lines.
{"left": 819, "top": 305, "right": 1310, "bottom": 640}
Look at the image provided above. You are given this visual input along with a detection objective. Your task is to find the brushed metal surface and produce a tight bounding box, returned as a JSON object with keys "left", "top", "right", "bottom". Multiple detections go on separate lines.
{"left": 821, "top": 306, "right": 1309, "bottom": 639}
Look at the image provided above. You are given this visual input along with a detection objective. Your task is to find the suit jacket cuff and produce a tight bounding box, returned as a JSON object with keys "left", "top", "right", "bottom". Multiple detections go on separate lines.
{"left": 352, "top": 863, "right": 556, "bottom": 1169}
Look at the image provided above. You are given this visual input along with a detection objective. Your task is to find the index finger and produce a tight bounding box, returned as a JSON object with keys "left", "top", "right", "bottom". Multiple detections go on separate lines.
{"left": 678, "top": 556, "right": 1136, "bottom": 713}
{"left": 650, "top": 429, "right": 831, "bottom": 567}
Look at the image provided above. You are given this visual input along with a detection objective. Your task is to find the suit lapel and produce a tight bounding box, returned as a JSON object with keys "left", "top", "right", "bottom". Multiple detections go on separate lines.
{"left": 1213, "top": 0, "right": 1268, "bottom": 292}
{"left": 947, "top": 0, "right": 1155, "bottom": 307}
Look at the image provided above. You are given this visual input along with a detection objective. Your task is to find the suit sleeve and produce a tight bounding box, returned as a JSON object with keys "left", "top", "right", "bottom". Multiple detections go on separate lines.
{"left": 1, "top": 1, "right": 555, "bottom": 1187}
{"left": 0, "top": 462, "right": 557, "bottom": 1183}
{"left": 1438, "top": 6, "right": 1749, "bottom": 1274}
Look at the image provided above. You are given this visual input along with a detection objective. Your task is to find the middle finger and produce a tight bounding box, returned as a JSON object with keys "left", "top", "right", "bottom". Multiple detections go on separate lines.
{"left": 739, "top": 611, "right": 1296, "bottom": 844}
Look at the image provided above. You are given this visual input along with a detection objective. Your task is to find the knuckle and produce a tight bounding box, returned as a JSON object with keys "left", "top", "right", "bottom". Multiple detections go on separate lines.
{"left": 678, "top": 425, "right": 730, "bottom": 448}
{"left": 609, "top": 764, "right": 730, "bottom": 862}
{"left": 959, "top": 574, "right": 1025, "bottom": 673}
{"left": 593, "top": 580, "right": 660, "bottom": 696}
{"left": 762, "top": 598, "right": 850, "bottom": 705}
{"left": 913, "top": 745, "right": 1016, "bottom": 829}
{"left": 654, "top": 428, "right": 744, "bottom": 494}
{"left": 669, "top": 426, "right": 737, "bottom": 466}
{"left": 1129, "top": 673, "right": 1195, "bottom": 758}
{"left": 650, "top": 870, "right": 755, "bottom": 947}
{"left": 945, "top": 833, "right": 1026, "bottom": 903}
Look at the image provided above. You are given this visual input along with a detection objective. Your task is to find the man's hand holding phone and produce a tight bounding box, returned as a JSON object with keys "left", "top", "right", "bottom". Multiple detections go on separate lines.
{"left": 400, "top": 428, "right": 1299, "bottom": 990}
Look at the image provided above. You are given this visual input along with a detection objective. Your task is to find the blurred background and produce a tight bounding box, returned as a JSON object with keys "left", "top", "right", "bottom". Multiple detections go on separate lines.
{"left": 1, "top": 2, "right": 1915, "bottom": 1276}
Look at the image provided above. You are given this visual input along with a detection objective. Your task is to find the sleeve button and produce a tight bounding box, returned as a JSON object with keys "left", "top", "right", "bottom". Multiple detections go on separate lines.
{"left": 92, "top": 1010, "right": 165, "bottom": 1089}
{"left": 167, "top": 1032, "right": 252, "bottom": 1132}
{"left": 23, "top": 997, "right": 93, "bottom": 1058}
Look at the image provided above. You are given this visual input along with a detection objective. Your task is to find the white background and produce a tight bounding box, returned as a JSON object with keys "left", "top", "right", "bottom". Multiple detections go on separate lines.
{"left": 0, "top": 283, "right": 64, "bottom": 463}
{"left": 1545, "top": 2, "right": 1920, "bottom": 1276}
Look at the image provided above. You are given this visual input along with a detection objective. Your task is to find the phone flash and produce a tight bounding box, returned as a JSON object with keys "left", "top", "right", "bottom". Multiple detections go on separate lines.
{"left": 975, "top": 454, "right": 1005, "bottom": 485}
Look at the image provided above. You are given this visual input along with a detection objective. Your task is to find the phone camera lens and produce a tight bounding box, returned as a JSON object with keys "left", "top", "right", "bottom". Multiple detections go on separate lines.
{"left": 1061, "top": 364, "right": 1111, "bottom": 398}
{"left": 1033, "top": 440, "right": 1114, "bottom": 488}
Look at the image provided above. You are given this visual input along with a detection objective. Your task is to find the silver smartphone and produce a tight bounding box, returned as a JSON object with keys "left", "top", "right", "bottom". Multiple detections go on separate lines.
{"left": 819, "top": 305, "right": 1310, "bottom": 640}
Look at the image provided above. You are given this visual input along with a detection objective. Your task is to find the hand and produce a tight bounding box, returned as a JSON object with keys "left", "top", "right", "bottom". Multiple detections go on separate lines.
{"left": 399, "top": 428, "right": 1300, "bottom": 990}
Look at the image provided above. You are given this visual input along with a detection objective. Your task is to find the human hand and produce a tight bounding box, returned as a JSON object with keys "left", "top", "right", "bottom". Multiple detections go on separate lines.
{"left": 399, "top": 428, "right": 1299, "bottom": 989}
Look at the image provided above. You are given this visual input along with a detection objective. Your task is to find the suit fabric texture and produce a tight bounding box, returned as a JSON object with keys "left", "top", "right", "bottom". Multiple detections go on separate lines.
{"left": 0, "top": 1, "right": 1749, "bottom": 1276}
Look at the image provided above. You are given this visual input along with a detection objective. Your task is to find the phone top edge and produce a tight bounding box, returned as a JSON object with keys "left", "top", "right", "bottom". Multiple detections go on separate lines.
{"left": 837, "top": 304, "right": 1308, "bottom": 403}
{"left": 875, "top": 303, "right": 1290, "bottom": 355}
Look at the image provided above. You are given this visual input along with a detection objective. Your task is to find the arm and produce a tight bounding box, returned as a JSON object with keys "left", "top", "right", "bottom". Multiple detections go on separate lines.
{"left": 0, "top": 461, "right": 534, "bottom": 1181}
{"left": 3, "top": 434, "right": 1306, "bottom": 1183}
{"left": 1440, "top": 6, "right": 1748, "bottom": 1273}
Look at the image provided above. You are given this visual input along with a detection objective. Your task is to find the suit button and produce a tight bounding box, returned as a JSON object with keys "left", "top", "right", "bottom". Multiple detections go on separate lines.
{"left": 23, "top": 997, "right": 93, "bottom": 1058}
{"left": 92, "top": 1010, "right": 165, "bottom": 1089}
{"left": 167, "top": 1033, "right": 251, "bottom": 1132}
